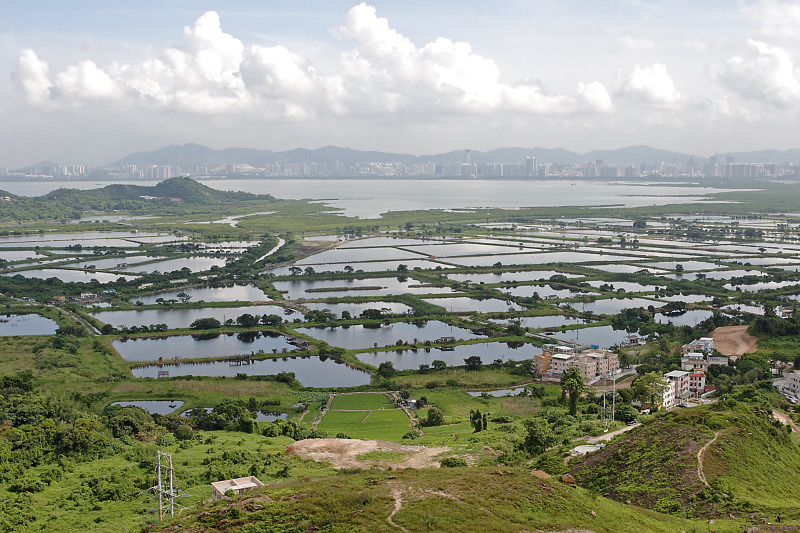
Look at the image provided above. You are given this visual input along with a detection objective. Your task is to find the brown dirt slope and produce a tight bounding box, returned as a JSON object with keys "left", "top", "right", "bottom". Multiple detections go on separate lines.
{"left": 710, "top": 325, "right": 757, "bottom": 357}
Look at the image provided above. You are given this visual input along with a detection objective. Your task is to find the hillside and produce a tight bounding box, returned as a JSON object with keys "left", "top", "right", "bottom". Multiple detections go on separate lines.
{"left": 108, "top": 143, "right": 717, "bottom": 168}
{"left": 148, "top": 465, "right": 704, "bottom": 533}
{"left": 0, "top": 177, "right": 274, "bottom": 223}
{"left": 569, "top": 399, "right": 800, "bottom": 518}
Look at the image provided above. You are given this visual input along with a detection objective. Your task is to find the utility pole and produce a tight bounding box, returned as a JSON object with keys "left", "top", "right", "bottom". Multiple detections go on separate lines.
{"left": 153, "top": 450, "right": 176, "bottom": 521}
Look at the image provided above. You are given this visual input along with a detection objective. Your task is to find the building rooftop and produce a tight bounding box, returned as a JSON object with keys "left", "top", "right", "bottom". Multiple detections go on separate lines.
{"left": 665, "top": 370, "right": 689, "bottom": 378}
{"left": 211, "top": 476, "right": 265, "bottom": 495}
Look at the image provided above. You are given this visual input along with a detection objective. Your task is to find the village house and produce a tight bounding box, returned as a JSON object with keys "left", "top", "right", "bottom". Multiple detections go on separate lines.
{"left": 682, "top": 337, "right": 714, "bottom": 354}
{"left": 662, "top": 370, "right": 691, "bottom": 408}
{"left": 681, "top": 352, "right": 709, "bottom": 372}
{"left": 542, "top": 349, "right": 619, "bottom": 382}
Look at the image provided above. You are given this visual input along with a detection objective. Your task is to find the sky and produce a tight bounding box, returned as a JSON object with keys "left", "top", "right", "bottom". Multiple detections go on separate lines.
{"left": 2, "top": 0, "right": 800, "bottom": 167}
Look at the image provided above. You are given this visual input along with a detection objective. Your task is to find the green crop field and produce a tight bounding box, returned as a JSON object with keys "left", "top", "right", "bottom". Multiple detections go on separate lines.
{"left": 318, "top": 408, "right": 412, "bottom": 440}
{"left": 329, "top": 392, "right": 395, "bottom": 410}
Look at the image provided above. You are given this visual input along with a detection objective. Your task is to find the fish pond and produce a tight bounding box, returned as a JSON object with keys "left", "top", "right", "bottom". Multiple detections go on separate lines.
{"left": 130, "top": 356, "right": 371, "bottom": 387}
{"left": 297, "top": 320, "right": 484, "bottom": 350}
{"left": 113, "top": 331, "right": 295, "bottom": 361}
{"left": 93, "top": 304, "right": 286, "bottom": 329}
{"left": 355, "top": 341, "right": 540, "bottom": 370}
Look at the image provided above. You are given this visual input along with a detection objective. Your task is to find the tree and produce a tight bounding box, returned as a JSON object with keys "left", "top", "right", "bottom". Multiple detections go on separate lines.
{"left": 190, "top": 317, "right": 221, "bottom": 330}
{"left": 261, "top": 314, "right": 282, "bottom": 326}
{"left": 560, "top": 366, "right": 585, "bottom": 416}
{"left": 397, "top": 264, "right": 408, "bottom": 273}
{"left": 470, "top": 409, "right": 483, "bottom": 432}
{"left": 522, "top": 418, "right": 555, "bottom": 455}
{"left": 618, "top": 351, "right": 630, "bottom": 369}
{"left": 303, "top": 266, "right": 316, "bottom": 276}
{"left": 464, "top": 356, "right": 482, "bottom": 371}
{"left": 176, "top": 292, "right": 191, "bottom": 303}
{"left": 377, "top": 361, "right": 396, "bottom": 378}
{"left": 236, "top": 313, "right": 258, "bottom": 328}
{"left": 631, "top": 372, "right": 668, "bottom": 409}
{"left": 360, "top": 308, "right": 383, "bottom": 320}
{"left": 615, "top": 404, "right": 639, "bottom": 423}
{"left": 289, "top": 266, "right": 302, "bottom": 276}
{"left": 431, "top": 360, "right": 447, "bottom": 371}
{"left": 341, "top": 311, "right": 351, "bottom": 320}
{"left": 425, "top": 407, "right": 444, "bottom": 427}
{"left": 675, "top": 264, "right": 684, "bottom": 272}
{"left": 343, "top": 265, "right": 354, "bottom": 273}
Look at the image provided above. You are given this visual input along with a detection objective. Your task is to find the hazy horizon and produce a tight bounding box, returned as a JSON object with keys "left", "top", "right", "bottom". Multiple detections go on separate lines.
{"left": 3, "top": 1, "right": 800, "bottom": 167}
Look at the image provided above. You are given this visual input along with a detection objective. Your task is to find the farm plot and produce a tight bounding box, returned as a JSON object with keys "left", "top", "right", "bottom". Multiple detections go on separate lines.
{"left": 319, "top": 393, "right": 413, "bottom": 440}
{"left": 329, "top": 392, "right": 395, "bottom": 410}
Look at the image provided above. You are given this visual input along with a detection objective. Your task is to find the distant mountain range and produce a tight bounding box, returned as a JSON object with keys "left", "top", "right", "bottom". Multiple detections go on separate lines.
{"left": 105, "top": 144, "right": 800, "bottom": 169}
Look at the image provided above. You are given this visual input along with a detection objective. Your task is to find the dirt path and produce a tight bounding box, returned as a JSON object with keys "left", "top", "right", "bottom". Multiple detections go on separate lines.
{"left": 285, "top": 438, "right": 449, "bottom": 470}
{"left": 697, "top": 432, "right": 720, "bottom": 487}
{"left": 710, "top": 325, "right": 757, "bottom": 357}
{"left": 773, "top": 409, "right": 800, "bottom": 433}
{"left": 585, "top": 423, "right": 639, "bottom": 444}
{"left": 387, "top": 487, "right": 408, "bottom": 532}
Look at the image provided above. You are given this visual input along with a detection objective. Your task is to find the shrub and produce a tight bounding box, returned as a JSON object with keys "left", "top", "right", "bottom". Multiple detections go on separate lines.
{"left": 424, "top": 407, "right": 444, "bottom": 427}
{"left": 440, "top": 457, "right": 467, "bottom": 468}
{"left": 156, "top": 433, "right": 177, "bottom": 447}
{"left": 174, "top": 424, "right": 194, "bottom": 441}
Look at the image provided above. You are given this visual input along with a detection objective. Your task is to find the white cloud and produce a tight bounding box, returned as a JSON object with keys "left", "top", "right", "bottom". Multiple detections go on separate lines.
{"left": 617, "top": 36, "right": 657, "bottom": 50}
{"left": 12, "top": 5, "right": 612, "bottom": 119}
{"left": 714, "top": 39, "right": 800, "bottom": 109}
{"left": 54, "top": 60, "right": 120, "bottom": 100}
{"left": 332, "top": 3, "right": 610, "bottom": 115}
{"left": 577, "top": 82, "right": 614, "bottom": 113}
{"left": 744, "top": 0, "right": 800, "bottom": 39}
{"left": 619, "top": 63, "right": 680, "bottom": 105}
{"left": 13, "top": 49, "right": 53, "bottom": 106}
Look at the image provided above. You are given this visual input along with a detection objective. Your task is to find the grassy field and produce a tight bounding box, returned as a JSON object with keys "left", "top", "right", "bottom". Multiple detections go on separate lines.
{"left": 318, "top": 408, "right": 412, "bottom": 440}
{"left": 329, "top": 392, "right": 395, "bottom": 410}
{"left": 393, "top": 368, "right": 530, "bottom": 388}
{"left": 570, "top": 401, "right": 800, "bottom": 518}
{"left": 147, "top": 464, "right": 747, "bottom": 533}
{"left": 412, "top": 386, "right": 557, "bottom": 420}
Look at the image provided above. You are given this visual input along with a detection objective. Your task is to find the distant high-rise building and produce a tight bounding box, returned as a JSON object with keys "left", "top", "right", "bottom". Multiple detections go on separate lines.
{"left": 525, "top": 156, "right": 536, "bottom": 177}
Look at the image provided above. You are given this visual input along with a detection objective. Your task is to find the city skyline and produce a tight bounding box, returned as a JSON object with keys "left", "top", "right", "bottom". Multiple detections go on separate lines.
{"left": 2, "top": 1, "right": 800, "bottom": 167}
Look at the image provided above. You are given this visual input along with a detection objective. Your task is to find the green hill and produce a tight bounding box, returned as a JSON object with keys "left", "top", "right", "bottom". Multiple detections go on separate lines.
{"left": 148, "top": 465, "right": 707, "bottom": 533}
{"left": 569, "top": 399, "right": 800, "bottom": 519}
{"left": 0, "top": 177, "right": 274, "bottom": 222}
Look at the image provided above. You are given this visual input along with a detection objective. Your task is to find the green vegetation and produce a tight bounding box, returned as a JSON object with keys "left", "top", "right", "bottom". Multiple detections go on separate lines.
{"left": 329, "top": 393, "right": 395, "bottom": 410}
{"left": 570, "top": 399, "right": 800, "bottom": 518}
{"left": 146, "top": 465, "right": 730, "bottom": 532}
{"left": 3, "top": 178, "right": 800, "bottom": 530}
{"left": 318, "top": 409, "right": 412, "bottom": 440}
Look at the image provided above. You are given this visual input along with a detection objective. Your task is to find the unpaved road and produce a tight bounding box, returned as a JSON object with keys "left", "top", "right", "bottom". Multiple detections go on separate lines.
{"left": 710, "top": 325, "right": 757, "bottom": 357}
{"left": 586, "top": 423, "right": 640, "bottom": 444}
{"left": 285, "top": 438, "right": 449, "bottom": 470}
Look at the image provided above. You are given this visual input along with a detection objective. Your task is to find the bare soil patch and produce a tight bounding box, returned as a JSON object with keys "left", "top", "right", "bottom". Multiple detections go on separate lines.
{"left": 710, "top": 325, "right": 757, "bottom": 357}
{"left": 285, "top": 438, "right": 449, "bottom": 470}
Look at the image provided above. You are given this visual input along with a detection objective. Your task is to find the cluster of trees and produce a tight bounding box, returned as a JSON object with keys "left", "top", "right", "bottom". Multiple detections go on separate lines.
{"left": 189, "top": 313, "right": 284, "bottom": 330}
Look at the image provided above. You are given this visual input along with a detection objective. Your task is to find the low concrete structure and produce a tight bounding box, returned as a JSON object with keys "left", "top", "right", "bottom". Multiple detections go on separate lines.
{"left": 211, "top": 476, "right": 265, "bottom": 500}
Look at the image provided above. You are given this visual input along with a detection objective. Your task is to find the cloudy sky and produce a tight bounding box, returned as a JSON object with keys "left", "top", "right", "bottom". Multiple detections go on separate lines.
{"left": 2, "top": 0, "right": 800, "bottom": 166}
